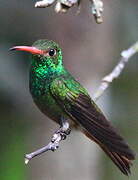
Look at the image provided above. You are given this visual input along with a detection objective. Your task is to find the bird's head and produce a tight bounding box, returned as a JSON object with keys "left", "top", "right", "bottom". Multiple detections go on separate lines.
{"left": 10, "top": 39, "right": 63, "bottom": 69}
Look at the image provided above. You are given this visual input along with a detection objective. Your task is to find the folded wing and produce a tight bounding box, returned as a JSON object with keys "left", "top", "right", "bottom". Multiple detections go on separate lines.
{"left": 50, "top": 78, "right": 135, "bottom": 175}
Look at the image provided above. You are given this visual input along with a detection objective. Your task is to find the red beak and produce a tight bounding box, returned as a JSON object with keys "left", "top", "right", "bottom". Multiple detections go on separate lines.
{"left": 10, "top": 46, "right": 43, "bottom": 55}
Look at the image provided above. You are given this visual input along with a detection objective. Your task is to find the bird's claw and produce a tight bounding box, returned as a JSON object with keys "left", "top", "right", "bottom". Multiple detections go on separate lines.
{"left": 65, "top": 128, "right": 71, "bottom": 135}
{"left": 51, "top": 144, "right": 59, "bottom": 151}
{"left": 52, "top": 130, "right": 67, "bottom": 141}
{"left": 53, "top": 126, "right": 71, "bottom": 141}
{"left": 60, "top": 132, "right": 67, "bottom": 140}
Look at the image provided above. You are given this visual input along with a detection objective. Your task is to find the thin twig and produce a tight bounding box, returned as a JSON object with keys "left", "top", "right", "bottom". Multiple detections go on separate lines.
{"left": 93, "top": 41, "right": 138, "bottom": 101}
{"left": 25, "top": 121, "right": 70, "bottom": 164}
{"left": 25, "top": 132, "right": 62, "bottom": 164}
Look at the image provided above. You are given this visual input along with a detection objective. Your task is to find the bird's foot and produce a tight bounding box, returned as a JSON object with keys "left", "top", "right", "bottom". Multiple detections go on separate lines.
{"left": 54, "top": 127, "right": 71, "bottom": 141}
{"left": 54, "top": 117, "right": 71, "bottom": 140}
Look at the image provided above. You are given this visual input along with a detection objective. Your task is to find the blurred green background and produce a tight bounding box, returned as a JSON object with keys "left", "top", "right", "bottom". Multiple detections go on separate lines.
{"left": 0, "top": 0, "right": 138, "bottom": 180}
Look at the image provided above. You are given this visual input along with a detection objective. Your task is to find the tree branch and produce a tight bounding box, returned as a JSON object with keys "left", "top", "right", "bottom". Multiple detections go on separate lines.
{"left": 25, "top": 120, "right": 70, "bottom": 164}
{"left": 25, "top": 132, "right": 62, "bottom": 164}
{"left": 34, "top": 0, "right": 104, "bottom": 24}
{"left": 93, "top": 41, "right": 138, "bottom": 101}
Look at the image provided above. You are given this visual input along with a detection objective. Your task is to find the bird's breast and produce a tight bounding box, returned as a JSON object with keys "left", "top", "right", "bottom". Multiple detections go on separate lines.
{"left": 29, "top": 75, "right": 66, "bottom": 123}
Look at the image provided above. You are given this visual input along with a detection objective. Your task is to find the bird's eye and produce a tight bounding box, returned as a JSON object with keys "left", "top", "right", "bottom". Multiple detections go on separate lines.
{"left": 48, "top": 49, "right": 56, "bottom": 57}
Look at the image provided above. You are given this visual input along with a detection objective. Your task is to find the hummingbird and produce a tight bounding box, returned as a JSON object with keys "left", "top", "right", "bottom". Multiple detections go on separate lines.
{"left": 10, "top": 39, "right": 135, "bottom": 175}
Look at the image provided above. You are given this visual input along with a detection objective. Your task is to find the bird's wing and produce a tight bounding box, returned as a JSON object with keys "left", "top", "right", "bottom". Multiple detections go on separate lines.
{"left": 50, "top": 78, "right": 135, "bottom": 175}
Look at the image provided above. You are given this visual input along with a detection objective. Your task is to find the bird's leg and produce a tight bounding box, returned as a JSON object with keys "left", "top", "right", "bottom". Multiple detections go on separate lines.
{"left": 24, "top": 118, "right": 70, "bottom": 164}
{"left": 54, "top": 117, "right": 71, "bottom": 140}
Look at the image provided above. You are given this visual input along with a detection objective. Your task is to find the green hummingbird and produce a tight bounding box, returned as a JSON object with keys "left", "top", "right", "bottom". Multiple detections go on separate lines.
{"left": 11, "top": 39, "right": 135, "bottom": 175}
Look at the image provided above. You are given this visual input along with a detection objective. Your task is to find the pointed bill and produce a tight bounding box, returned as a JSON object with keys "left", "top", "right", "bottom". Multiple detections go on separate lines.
{"left": 10, "top": 46, "right": 43, "bottom": 55}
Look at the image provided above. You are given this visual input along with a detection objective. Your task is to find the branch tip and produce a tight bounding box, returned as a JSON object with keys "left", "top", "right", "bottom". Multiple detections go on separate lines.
{"left": 24, "top": 121, "right": 70, "bottom": 162}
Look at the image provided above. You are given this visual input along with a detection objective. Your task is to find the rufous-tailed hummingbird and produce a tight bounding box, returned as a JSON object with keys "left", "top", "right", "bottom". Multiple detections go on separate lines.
{"left": 10, "top": 39, "right": 135, "bottom": 175}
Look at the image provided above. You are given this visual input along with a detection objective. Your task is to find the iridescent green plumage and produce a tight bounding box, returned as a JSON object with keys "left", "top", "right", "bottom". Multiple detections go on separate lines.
{"left": 29, "top": 40, "right": 88, "bottom": 123}
{"left": 11, "top": 39, "right": 135, "bottom": 175}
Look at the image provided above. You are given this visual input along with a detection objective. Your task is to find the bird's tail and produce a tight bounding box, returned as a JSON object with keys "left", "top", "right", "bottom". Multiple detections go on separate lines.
{"left": 83, "top": 130, "right": 134, "bottom": 175}
{"left": 69, "top": 94, "right": 135, "bottom": 175}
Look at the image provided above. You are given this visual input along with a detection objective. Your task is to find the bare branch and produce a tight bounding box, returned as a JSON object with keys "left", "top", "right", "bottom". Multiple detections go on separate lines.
{"left": 35, "top": 0, "right": 55, "bottom": 8}
{"left": 35, "top": 0, "right": 78, "bottom": 9}
{"left": 25, "top": 133, "right": 61, "bottom": 164}
{"left": 93, "top": 41, "right": 138, "bottom": 101}
{"left": 35, "top": 0, "right": 104, "bottom": 24}
{"left": 25, "top": 120, "right": 70, "bottom": 164}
